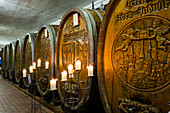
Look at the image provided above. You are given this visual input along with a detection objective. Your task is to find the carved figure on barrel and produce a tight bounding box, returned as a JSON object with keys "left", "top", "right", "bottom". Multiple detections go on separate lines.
{"left": 148, "top": 19, "right": 170, "bottom": 51}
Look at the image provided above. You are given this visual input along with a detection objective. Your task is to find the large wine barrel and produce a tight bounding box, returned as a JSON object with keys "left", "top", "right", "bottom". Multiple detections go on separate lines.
{"left": 1, "top": 48, "right": 4, "bottom": 75}
{"left": 35, "top": 25, "right": 58, "bottom": 96}
{"left": 4, "top": 45, "right": 9, "bottom": 78}
{"left": 14, "top": 39, "right": 24, "bottom": 83}
{"left": 9, "top": 42, "right": 16, "bottom": 81}
{"left": 56, "top": 8, "right": 104, "bottom": 111}
{"left": 0, "top": 50, "right": 1, "bottom": 75}
{"left": 97, "top": 0, "right": 170, "bottom": 113}
{"left": 22, "top": 33, "right": 36, "bottom": 88}
{"left": 1, "top": 48, "right": 4, "bottom": 76}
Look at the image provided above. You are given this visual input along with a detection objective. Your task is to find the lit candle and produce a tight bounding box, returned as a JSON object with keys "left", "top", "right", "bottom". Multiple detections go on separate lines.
{"left": 61, "top": 70, "right": 67, "bottom": 81}
{"left": 45, "top": 29, "right": 48, "bottom": 38}
{"left": 68, "top": 64, "right": 73, "bottom": 74}
{"left": 33, "top": 62, "right": 36, "bottom": 69}
{"left": 23, "top": 69, "right": 26, "bottom": 77}
{"left": 29, "top": 66, "right": 33, "bottom": 73}
{"left": 37, "top": 59, "right": 41, "bottom": 67}
{"left": 50, "top": 78, "right": 57, "bottom": 90}
{"left": 75, "top": 60, "right": 81, "bottom": 70}
{"left": 87, "top": 65, "right": 93, "bottom": 76}
{"left": 45, "top": 61, "right": 49, "bottom": 69}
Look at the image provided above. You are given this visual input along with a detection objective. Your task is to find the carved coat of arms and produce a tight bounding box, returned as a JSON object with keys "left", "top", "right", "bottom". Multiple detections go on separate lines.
{"left": 62, "top": 20, "right": 88, "bottom": 70}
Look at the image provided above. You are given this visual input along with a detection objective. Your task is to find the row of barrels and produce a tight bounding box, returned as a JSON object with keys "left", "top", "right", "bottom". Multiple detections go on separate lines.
{"left": 1, "top": 0, "right": 170, "bottom": 113}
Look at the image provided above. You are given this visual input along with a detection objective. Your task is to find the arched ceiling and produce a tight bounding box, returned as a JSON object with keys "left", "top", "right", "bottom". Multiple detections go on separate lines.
{"left": 0, "top": 0, "right": 109, "bottom": 49}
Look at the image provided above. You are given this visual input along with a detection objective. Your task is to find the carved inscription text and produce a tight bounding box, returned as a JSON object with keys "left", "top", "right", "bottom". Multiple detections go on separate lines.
{"left": 117, "top": 0, "right": 170, "bottom": 22}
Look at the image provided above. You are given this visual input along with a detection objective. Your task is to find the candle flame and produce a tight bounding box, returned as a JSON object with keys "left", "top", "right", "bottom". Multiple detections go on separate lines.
{"left": 33, "top": 62, "right": 36, "bottom": 69}
{"left": 50, "top": 78, "right": 58, "bottom": 82}
{"left": 68, "top": 64, "right": 73, "bottom": 67}
{"left": 37, "top": 59, "right": 41, "bottom": 67}
{"left": 63, "top": 70, "right": 67, "bottom": 74}
{"left": 23, "top": 69, "right": 26, "bottom": 72}
{"left": 87, "top": 65, "right": 93, "bottom": 68}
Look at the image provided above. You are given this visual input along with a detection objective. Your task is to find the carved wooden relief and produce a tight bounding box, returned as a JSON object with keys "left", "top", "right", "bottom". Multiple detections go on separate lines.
{"left": 35, "top": 27, "right": 52, "bottom": 95}
{"left": 9, "top": 44, "right": 14, "bottom": 79}
{"left": 60, "top": 15, "right": 88, "bottom": 102}
{"left": 62, "top": 19, "right": 88, "bottom": 70}
{"left": 97, "top": 0, "right": 170, "bottom": 113}
{"left": 1, "top": 49, "right": 3, "bottom": 69}
{"left": 15, "top": 42, "right": 21, "bottom": 80}
{"left": 4, "top": 47, "right": 8, "bottom": 69}
{"left": 23, "top": 37, "right": 32, "bottom": 86}
{"left": 118, "top": 98, "right": 160, "bottom": 113}
{"left": 57, "top": 9, "right": 104, "bottom": 111}
{"left": 9, "top": 45, "right": 13, "bottom": 70}
{"left": 39, "top": 29, "right": 51, "bottom": 76}
{"left": 25, "top": 38, "right": 32, "bottom": 71}
{"left": 112, "top": 16, "right": 170, "bottom": 91}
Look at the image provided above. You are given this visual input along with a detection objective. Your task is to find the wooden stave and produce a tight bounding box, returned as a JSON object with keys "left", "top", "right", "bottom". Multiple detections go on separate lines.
{"left": 22, "top": 33, "right": 36, "bottom": 88}
{"left": 97, "top": 1, "right": 116, "bottom": 112}
{"left": 35, "top": 24, "right": 58, "bottom": 96}
{"left": 4, "top": 44, "right": 10, "bottom": 79}
{"left": 97, "top": 0, "right": 170, "bottom": 113}
{"left": 56, "top": 8, "right": 104, "bottom": 110}
{"left": 14, "top": 38, "right": 24, "bottom": 83}
{"left": 9, "top": 42, "right": 16, "bottom": 80}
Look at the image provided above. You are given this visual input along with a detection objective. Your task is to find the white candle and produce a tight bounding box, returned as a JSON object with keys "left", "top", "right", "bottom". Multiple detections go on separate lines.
{"left": 37, "top": 59, "right": 41, "bottom": 67}
{"left": 87, "top": 65, "right": 93, "bottom": 76}
{"left": 75, "top": 60, "right": 81, "bottom": 70}
{"left": 61, "top": 70, "right": 67, "bottom": 81}
{"left": 68, "top": 64, "right": 73, "bottom": 74}
{"left": 29, "top": 66, "right": 33, "bottom": 73}
{"left": 45, "top": 61, "right": 49, "bottom": 69}
{"left": 45, "top": 29, "right": 48, "bottom": 38}
{"left": 23, "top": 69, "right": 26, "bottom": 77}
{"left": 50, "top": 78, "right": 57, "bottom": 90}
{"left": 33, "top": 62, "right": 36, "bottom": 69}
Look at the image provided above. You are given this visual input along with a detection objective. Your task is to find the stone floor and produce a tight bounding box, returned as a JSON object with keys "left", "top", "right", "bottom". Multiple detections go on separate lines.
{"left": 0, "top": 76, "right": 54, "bottom": 113}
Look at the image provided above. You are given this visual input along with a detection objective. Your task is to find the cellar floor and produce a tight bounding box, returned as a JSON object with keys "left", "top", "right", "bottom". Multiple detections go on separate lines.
{"left": 0, "top": 75, "right": 54, "bottom": 113}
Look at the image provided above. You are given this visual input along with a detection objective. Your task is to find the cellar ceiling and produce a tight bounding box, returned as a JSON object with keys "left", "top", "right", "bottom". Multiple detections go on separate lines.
{"left": 0, "top": 0, "right": 109, "bottom": 49}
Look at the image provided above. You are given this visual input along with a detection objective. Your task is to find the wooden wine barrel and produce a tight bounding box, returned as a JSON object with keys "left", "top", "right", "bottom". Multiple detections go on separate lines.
{"left": 97, "top": 0, "right": 170, "bottom": 113}
{"left": 35, "top": 24, "right": 58, "bottom": 96}
{"left": 1, "top": 48, "right": 4, "bottom": 76}
{"left": 14, "top": 39, "right": 24, "bottom": 83}
{"left": 56, "top": 8, "right": 104, "bottom": 111}
{"left": 4, "top": 45, "right": 9, "bottom": 78}
{"left": 22, "top": 33, "right": 36, "bottom": 88}
{"left": 9, "top": 42, "right": 16, "bottom": 80}
{"left": 0, "top": 50, "right": 1, "bottom": 75}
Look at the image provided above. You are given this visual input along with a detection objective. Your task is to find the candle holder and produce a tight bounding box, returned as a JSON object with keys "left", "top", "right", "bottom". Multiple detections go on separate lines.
{"left": 5, "top": 68, "right": 9, "bottom": 78}
{"left": 29, "top": 68, "right": 42, "bottom": 113}
{"left": 15, "top": 69, "right": 21, "bottom": 83}
{"left": 62, "top": 71, "right": 94, "bottom": 112}
{"left": 1, "top": 68, "right": 4, "bottom": 78}
{"left": 9, "top": 68, "right": 15, "bottom": 81}
{"left": 49, "top": 85, "right": 58, "bottom": 106}
{"left": 61, "top": 59, "right": 95, "bottom": 112}
{"left": 49, "top": 90, "right": 58, "bottom": 106}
